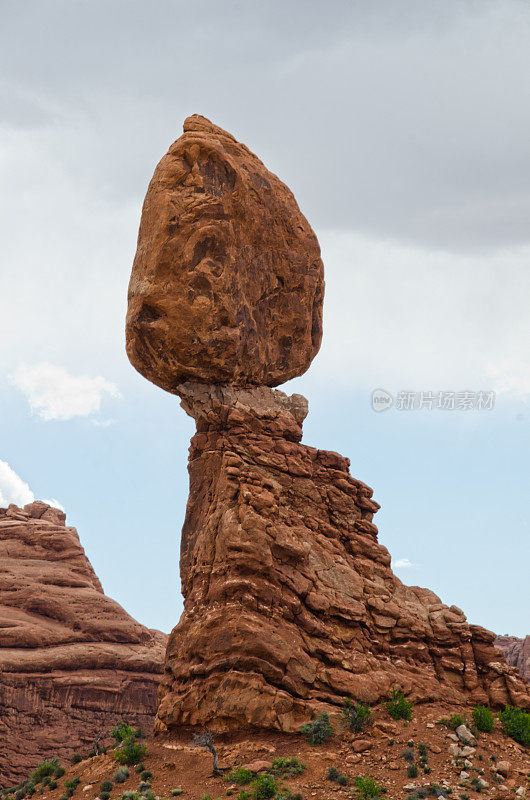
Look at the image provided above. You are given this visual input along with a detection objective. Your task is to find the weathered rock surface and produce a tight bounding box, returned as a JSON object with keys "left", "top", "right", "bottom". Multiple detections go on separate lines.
{"left": 156, "top": 385, "right": 530, "bottom": 735}
{"left": 126, "top": 115, "right": 324, "bottom": 391}
{"left": 496, "top": 636, "right": 530, "bottom": 682}
{"left": 0, "top": 502, "right": 167, "bottom": 783}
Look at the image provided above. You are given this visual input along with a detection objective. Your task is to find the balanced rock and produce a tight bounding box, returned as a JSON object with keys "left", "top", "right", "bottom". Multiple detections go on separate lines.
{"left": 496, "top": 635, "right": 530, "bottom": 682}
{"left": 156, "top": 385, "right": 530, "bottom": 734}
{"left": 0, "top": 502, "right": 167, "bottom": 782}
{"left": 126, "top": 115, "right": 324, "bottom": 390}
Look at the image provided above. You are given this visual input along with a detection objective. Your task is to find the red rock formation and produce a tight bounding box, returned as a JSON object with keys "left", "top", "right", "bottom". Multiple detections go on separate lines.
{"left": 156, "top": 384, "right": 530, "bottom": 735}
{"left": 126, "top": 115, "right": 324, "bottom": 391}
{"left": 496, "top": 636, "right": 530, "bottom": 682}
{"left": 0, "top": 502, "right": 167, "bottom": 783}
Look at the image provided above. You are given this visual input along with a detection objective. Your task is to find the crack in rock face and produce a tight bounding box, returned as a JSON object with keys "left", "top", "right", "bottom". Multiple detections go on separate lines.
{"left": 126, "top": 115, "right": 324, "bottom": 391}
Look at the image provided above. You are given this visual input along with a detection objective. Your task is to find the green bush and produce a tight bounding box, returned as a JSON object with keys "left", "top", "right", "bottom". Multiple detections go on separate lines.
{"left": 418, "top": 743, "right": 428, "bottom": 758}
{"left": 498, "top": 706, "right": 530, "bottom": 746}
{"left": 100, "top": 782, "right": 113, "bottom": 794}
{"left": 472, "top": 706, "right": 494, "bottom": 733}
{"left": 111, "top": 722, "right": 140, "bottom": 743}
{"left": 407, "top": 765, "right": 418, "bottom": 779}
{"left": 300, "top": 712, "right": 333, "bottom": 744}
{"left": 237, "top": 792, "right": 251, "bottom": 800}
{"left": 170, "top": 792, "right": 183, "bottom": 797}
{"left": 100, "top": 794, "right": 110, "bottom": 800}
{"left": 114, "top": 737, "right": 147, "bottom": 767}
{"left": 113, "top": 768, "right": 130, "bottom": 784}
{"left": 448, "top": 714, "right": 466, "bottom": 731}
{"left": 402, "top": 748, "right": 414, "bottom": 763}
{"left": 250, "top": 775, "right": 277, "bottom": 800}
{"left": 326, "top": 767, "right": 348, "bottom": 785}
{"left": 226, "top": 768, "right": 253, "bottom": 786}
{"left": 341, "top": 699, "right": 372, "bottom": 732}
{"left": 353, "top": 776, "right": 385, "bottom": 799}
{"left": 69, "top": 755, "right": 83, "bottom": 765}
{"left": 53, "top": 768, "right": 65, "bottom": 780}
{"left": 140, "top": 772, "right": 152, "bottom": 783}
{"left": 48, "top": 782, "right": 57, "bottom": 791}
{"left": 269, "top": 758, "right": 305, "bottom": 777}
{"left": 31, "top": 761, "right": 59, "bottom": 784}
{"left": 385, "top": 689, "right": 413, "bottom": 721}
{"left": 138, "top": 783, "right": 151, "bottom": 793}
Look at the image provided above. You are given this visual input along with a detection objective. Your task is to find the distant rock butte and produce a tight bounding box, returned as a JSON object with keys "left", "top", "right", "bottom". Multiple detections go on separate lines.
{"left": 0, "top": 501, "right": 167, "bottom": 783}
{"left": 126, "top": 115, "right": 324, "bottom": 391}
{"left": 496, "top": 636, "right": 530, "bottom": 683}
{"left": 156, "top": 384, "right": 530, "bottom": 735}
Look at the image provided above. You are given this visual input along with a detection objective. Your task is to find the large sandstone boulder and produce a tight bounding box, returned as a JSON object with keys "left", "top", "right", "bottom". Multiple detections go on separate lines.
{"left": 496, "top": 635, "right": 530, "bottom": 682}
{"left": 126, "top": 115, "right": 324, "bottom": 390}
{"left": 156, "top": 386, "right": 530, "bottom": 735}
{"left": 0, "top": 502, "right": 167, "bottom": 783}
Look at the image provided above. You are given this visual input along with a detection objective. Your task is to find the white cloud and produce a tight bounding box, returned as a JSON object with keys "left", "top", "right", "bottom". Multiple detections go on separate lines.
{"left": 11, "top": 362, "right": 121, "bottom": 421}
{"left": 294, "top": 231, "right": 530, "bottom": 399}
{"left": 392, "top": 558, "right": 417, "bottom": 569}
{"left": 0, "top": 460, "right": 64, "bottom": 511}
{"left": 0, "top": 459, "right": 34, "bottom": 507}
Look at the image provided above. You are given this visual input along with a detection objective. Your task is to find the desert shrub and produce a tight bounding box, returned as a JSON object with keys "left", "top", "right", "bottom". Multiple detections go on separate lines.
{"left": 69, "top": 755, "right": 82, "bottom": 765}
{"left": 402, "top": 748, "right": 415, "bottom": 763}
{"left": 100, "top": 782, "right": 113, "bottom": 794}
{"left": 113, "top": 767, "right": 130, "bottom": 784}
{"left": 326, "top": 767, "right": 348, "bottom": 786}
{"left": 171, "top": 792, "right": 183, "bottom": 797}
{"left": 353, "top": 776, "right": 385, "bottom": 799}
{"left": 416, "top": 791, "right": 428, "bottom": 799}
{"left": 134, "top": 765, "right": 145, "bottom": 775}
{"left": 31, "top": 762, "right": 59, "bottom": 784}
{"left": 140, "top": 772, "right": 152, "bottom": 783}
{"left": 236, "top": 792, "right": 251, "bottom": 800}
{"left": 123, "top": 793, "right": 138, "bottom": 800}
{"left": 53, "top": 768, "right": 65, "bottom": 780}
{"left": 111, "top": 723, "right": 140, "bottom": 743}
{"left": 428, "top": 786, "right": 442, "bottom": 797}
{"left": 448, "top": 714, "right": 466, "bottom": 731}
{"left": 138, "top": 782, "right": 151, "bottom": 792}
{"left": 341, "top": 699, "right": 372, "bottom": 732}
{"left": 269, "top": 758, "right": 305, "bottom": 777}
{"left": 64, "top": 780, "right": 79, "bottom": 798}
{"left": 300, "top": 713, "right": 333, "bottom": 744}
{"left": 472, "top": 706, "right": 494, "bottom": 733}
{"left": 423, "top": 766, "right": 431, "bottom": 774}
{"left": 498, "top": 705, "right": 530, "bottom": 746}
{"left": 48, "top": 782, "right": 57, "bottom": 791}
{"left": 385, "top": 689, "right": 413, "bottom": 721}
{"left": 250, "top": 775, "right": 277, "bottom": 800}
{"left": 407, "top": 765, "right": 419, "bottom": 779}
{"left": 418, "top": 743, "right": 428, "bottom": 758}
{"left": 114, "top": 737, "right": 147, "bottom": 767}
{"left": 100, "top": 794, "right": 110, "bottom": 800}
{"left": 227, "top": 768, "right": 253, "bottom": 785}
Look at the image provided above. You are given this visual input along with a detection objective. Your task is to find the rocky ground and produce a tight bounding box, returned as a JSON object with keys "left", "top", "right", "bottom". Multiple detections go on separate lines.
{"left": 6, "top": 703, "right": 530, "bottom": 800}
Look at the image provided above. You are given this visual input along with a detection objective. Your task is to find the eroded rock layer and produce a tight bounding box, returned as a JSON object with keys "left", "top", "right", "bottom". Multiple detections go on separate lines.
{"left": 157, "top": 385, "right": 530, "bottom": 735}
{"left": 0, "top": 502, "right": 167, "bottom": 783}
{"left": 126, "top": 115, "right": 324, "bottom": 391}
{"left": 496, "top": 636, "right": 530, "bottom": 683}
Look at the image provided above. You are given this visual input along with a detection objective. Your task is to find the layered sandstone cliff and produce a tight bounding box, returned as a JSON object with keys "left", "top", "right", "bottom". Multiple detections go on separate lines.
{"left": 496, "top": 636, "right": 530, "bottom": 683}
{"left": 155, "top": 385, "right": 529, "bottom": 734}
{"left": 0, "top": 501, "right": 167, "bottom": 783}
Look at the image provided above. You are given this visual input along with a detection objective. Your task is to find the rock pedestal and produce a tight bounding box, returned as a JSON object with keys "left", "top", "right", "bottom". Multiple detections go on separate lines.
{"left": 0, "top": 502, "right": 167, "bottom": 782}
{"left": 156, "top": 386, "right": 529, "bottom": 735}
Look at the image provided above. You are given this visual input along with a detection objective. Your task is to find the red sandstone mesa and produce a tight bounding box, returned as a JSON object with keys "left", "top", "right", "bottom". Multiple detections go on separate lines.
{"left": 0, "top": 501, "right": 166, "bottom": 783}
{"left": 155, "top": 384, "right": 530, "bottom": 734}
{"left": 126, "top": 115, "right": 324, "bottom": 391}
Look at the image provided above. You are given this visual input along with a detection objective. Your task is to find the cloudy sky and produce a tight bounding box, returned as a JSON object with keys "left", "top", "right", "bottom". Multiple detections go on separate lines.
{"left": 1, "top": 0, "right": 529, "bottom": 636}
